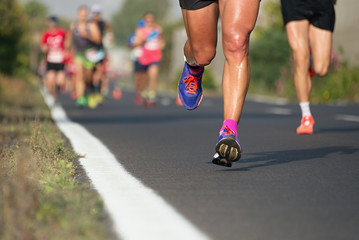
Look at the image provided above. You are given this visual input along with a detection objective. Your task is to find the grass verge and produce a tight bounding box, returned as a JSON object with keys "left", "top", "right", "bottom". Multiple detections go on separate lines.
{"left": 0, "top": 75, "right": 114, "bottom": 239}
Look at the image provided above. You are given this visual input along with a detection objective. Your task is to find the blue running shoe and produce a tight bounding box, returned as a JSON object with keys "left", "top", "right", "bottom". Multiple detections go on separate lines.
{"left": 178, "top": 62, "right": 204, "bottom": 110}
{"left": 215, "top": 126, "right": 242, "bottom": 163}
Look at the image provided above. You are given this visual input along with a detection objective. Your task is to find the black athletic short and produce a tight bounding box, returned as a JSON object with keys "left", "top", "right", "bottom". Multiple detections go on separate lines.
{"left": 47, "top": 62, "right": 65, "bottom": 71}
{"left": 281, "top": 0, "right": 336, "bottom": 32}
{"left": 179, "top": 0, "right": 216, "bottom": 10}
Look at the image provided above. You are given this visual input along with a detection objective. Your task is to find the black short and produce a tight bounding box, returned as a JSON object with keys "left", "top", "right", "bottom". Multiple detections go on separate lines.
{"left": 281, "top": 0, "right": 335, "bottom": 32}
{"left": 134, "top": 61, "right": 160, "bottom": 73}
{"left": 179, "top": 0, "right": 216, "bottom": 10}
{"left": 47, "top": 62, "right": 65, "bottom": 71}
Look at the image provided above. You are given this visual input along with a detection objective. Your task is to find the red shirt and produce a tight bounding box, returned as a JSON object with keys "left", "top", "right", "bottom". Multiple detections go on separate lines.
{"left": 138, "top": 26, "right": 162, "bottom": 65}
{"left": 41, "top": 28, "right": 66, "bottom": 64}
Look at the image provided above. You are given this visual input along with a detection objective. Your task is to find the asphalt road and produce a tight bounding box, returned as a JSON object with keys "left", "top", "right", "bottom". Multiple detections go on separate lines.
{"left": 59, "top": 90, "right": 359, "bottom": 240}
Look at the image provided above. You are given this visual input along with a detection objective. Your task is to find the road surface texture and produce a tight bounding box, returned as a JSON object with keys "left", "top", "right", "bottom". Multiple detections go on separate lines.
{"left": 59, "top": 91, "right": 359, "bottom": 240}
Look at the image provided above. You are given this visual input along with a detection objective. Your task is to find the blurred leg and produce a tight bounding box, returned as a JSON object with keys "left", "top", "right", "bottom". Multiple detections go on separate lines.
{"left": 75, "top": 61, "right": 85, "bottom": 98}
{"left": 93, "top": 62, "right": 103, "bottom": 87}
{"left": 56, "top": 70, "right": 66, "bottom": 92}
{"left": 285, "top": 20, "right": 311, "bottom": 103}
{"left": 148, "top": 64, "right": 159, "bottom": 95}
{"left": 135, "top": 71, "right": 147, "bottom": 93}
{"left": 309, "top": 25, "right": 332, "bottom": 76}
{"left": 46, "top": 70, "right": 57, "bottom": 99}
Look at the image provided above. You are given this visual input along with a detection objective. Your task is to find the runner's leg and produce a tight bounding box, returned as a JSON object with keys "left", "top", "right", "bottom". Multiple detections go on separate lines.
{"left": 309, "top": 25, "right": 332, "bottom": 76}
{"left": 178, "top": 3, "right": 219, "bottom": 110}
{"left": 181, "top": 3, "right": 219, "bottom": 66}
{"left": 46, "top": 70, "right": 57, "bottom": 99}
{"left": 285, "top": 20, "right": 311, "bottom": 103}
{"left": 75, "top": 61, "right": 85, "bottom": 98}
{"left": 286, "top": 20, "right": 316, "bottom": 134}
{"left": 148, "top": 64, "right": 159, "bottom": 98}
{"left": 219, "top": 0, "right": 260, "bottom": 123}
{"left": 56, "top": 70, "right": 66, "bottom": 92}
{"left": 213, "top": 0, "right": 260, "bottom": 165}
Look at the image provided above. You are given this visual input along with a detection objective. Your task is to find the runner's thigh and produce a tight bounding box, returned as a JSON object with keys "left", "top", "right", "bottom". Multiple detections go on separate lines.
{"left": 219, "top": 0, "right": 260, "bottom": 51}
{"left": 181, "top": 2, "right": 219, "bottom": 52}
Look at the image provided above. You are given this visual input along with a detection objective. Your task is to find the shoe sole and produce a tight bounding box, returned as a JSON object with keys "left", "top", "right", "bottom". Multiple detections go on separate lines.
{"left": 297, "top": 130, "right": 313, "bottom": 134}
{"left": 215, "top": 136, "right": 241, "bottom": 162}
{"left": 297, "top": 126, "right": 313, "bottom": 135}
{"left": 212, "top": 154, "right": 232, "bottom": 167}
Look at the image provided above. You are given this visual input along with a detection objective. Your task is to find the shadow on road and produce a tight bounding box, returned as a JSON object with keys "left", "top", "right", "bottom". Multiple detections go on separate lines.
{"left": 221, "top": 146, "right": 359, "bottom": 172}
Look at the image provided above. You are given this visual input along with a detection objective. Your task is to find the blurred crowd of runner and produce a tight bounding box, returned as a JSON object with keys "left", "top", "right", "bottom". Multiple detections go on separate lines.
{"left": 39, "top": 5, "right": 165, "bottom": 109}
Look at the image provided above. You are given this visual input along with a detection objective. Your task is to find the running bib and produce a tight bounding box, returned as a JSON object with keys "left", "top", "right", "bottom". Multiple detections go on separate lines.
{"left": 85, "top": 49, "right": 105, "bottom": 63}
{"left": 144, "top": 30, "right": 161, "bottom": 50}
{"left": 47, "top": 50, "right": 65, "bottom": 63}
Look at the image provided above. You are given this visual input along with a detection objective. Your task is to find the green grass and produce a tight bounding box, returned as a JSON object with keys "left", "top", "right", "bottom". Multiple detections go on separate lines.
{"left": 0, "top": 75, "right": 114, "bottom": 239}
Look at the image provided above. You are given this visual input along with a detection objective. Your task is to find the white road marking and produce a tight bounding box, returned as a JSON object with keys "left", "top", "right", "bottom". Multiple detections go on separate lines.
{"left": 266, "top": 107, "right": 292, "bottom": 115}
{"left": 41, "top": 89, "right": 209, "bottom": 240}
{"left": 335, "top": 114, "right": 359, "bottom": 122}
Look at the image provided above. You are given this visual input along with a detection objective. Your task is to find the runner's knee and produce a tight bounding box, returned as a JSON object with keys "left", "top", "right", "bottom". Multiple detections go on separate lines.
{"left": 313, "top": 62, "right": 329, "bottom": 76}
{"left": 192, "top": 46, "right": 216, "bottom": 66}
{"left": 222, "top": 31, "right": 250, "bottom": 62}
{"left": 293, "top": 50, "right": 310, "bottom": 70}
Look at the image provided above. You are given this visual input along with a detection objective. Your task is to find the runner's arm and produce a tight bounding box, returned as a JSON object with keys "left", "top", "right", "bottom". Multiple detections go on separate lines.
{"left": 104, "top": 21, "right": 114, "bottom": 43}
{"left": 40, "top": 33, "right": 48, "bottom": 53}
{"left": 158, "top": 26, "right": 166, "bottom": 50}
{"left": 132, "top": 27, "right": 145, "bottom": 47}
{"left": 88, "top": 22, "right": 102, "bottom": 44}
{"left": 104, "top": 21, "right": 113, "bottom": 34}
{"left": 65, "top": 23, "right": 74, "bottom": 50}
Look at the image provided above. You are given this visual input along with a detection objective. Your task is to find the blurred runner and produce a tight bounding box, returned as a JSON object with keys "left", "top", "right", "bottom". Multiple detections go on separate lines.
{"left": 281, "top": 0, "right": 336, "bottom": 134}
{"left": 177, "top": 0, "right": 260, "bottom": 167}
{"left": 134, "top": 12, "right": 165, "bottom": 107}
{"left": 40, "top": 16, "right": 67, "bottom": 100}
{"left": 128, "top": 19, "right": 147, "bottom": 105}
{"left": 90, "top": 4, "right": 114, "bottom": 104}
{"left": 64, "top": 49, "right": 76, "bottom": 99}
{"left": 67, "top": 5, "right": 102, "bottom": 107}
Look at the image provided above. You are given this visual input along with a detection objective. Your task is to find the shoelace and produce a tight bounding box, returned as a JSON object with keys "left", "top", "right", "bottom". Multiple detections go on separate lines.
{"left": 301, "top": 116, "right": 313, "bottom": 126}
{"left": 183, "top": 75, "right": 199, "bottom": 95}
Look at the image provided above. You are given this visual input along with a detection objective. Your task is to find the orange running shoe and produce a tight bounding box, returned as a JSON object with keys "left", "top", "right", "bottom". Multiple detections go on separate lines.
{"left": 297, "top": 115, "right": 315, "bottom": 135}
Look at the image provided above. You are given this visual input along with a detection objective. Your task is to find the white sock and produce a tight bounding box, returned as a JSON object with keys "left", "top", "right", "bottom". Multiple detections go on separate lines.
{"left": 299, "top": 101, "right": 311, "bottom": 117}
{"left": 184, "top": 55, "right": 199, "bottom": 66}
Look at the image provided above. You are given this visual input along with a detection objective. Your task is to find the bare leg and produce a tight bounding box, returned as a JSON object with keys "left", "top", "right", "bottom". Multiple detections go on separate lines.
{"left": 286, "top": 20, "right": 311, "bottom": 103}
{"left": 181, "top": 3, "right": 219, "bottom": 66}
{"left": 309, "top": 25, "right": 332, "bottom": 76}
{"left": 56, "top": 70, "right": 66, "bottom": 93}
{"left": 148, "top": 64, "right": 160, "bottom": 95}
{"left": 219, "top": 0, "right": 260, "bottom": 122}
{"left": 75, "top": 62, "right": 85, "bottom": 98}
{"left": 93, "top": 62, "right": 103, "bottom": 89}
{"left": 46, "top": 70, "right": 57, "bottom": 99}
{"left": 84, "top": 68, "right": 93, "bottom": 87}
{"left": 135, "top": 71, "right": 147, "bottom": 93}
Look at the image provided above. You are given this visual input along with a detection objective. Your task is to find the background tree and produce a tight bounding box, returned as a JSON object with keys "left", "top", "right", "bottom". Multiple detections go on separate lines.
{"left": 249, "top": 0, "right": 291, "bottom": 94}
{"left": 0, "top": 0, "right": 48, "bottom": 75}
{"left": 22, "top": 0, "right": 48, "bottom": 73}
{"left": 0, "top": 0, "right": 27, "bottom": 75}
